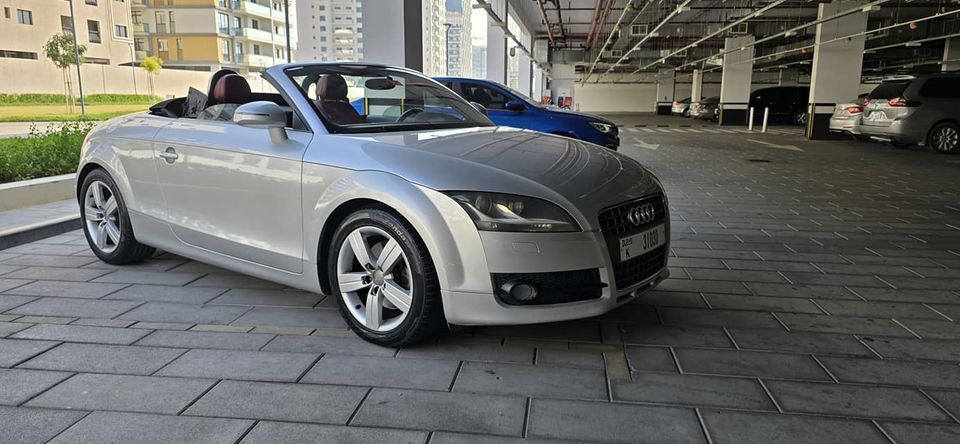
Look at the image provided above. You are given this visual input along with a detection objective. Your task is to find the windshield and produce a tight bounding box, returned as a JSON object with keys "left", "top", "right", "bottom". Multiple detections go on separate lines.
{"left": 285, "top": 65, "right": 494, "bottom": 133}
{"left": 868, "top": 80, "right": 910, "bottom": 100}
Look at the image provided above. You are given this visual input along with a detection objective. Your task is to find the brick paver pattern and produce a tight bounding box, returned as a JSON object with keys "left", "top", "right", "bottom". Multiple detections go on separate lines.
{"left": 1, "top": 116, "right": 959, "bottom": 443}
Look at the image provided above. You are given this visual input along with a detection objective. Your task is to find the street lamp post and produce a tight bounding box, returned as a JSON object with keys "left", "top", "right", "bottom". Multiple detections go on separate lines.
{"left": 284, "top": 0, "right": 292, "bottom": 62}
{"left": 68, "top": 0, "right": 86, "bottom": 115}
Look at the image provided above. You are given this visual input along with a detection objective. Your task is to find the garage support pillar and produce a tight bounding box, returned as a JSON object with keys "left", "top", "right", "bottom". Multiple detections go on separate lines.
{"left": 360, "top": 0, "right": 423, "bottom": 71}
{"left": 486, "top": 17, "right": 508, "bottom": 83}
{"left": 655, "top": 69, "right": 675, "bottom": 115}
{"left": 718, "top": 36, "right": 754, "bottom": 126}
{"left": 518, "top": 54, "right": 533, "bottom": 97}
{"left": 807, "top": 0, "right": 868, "bottom": 139}
{"left": 943, "top": 37, "right": 960, "bottom": 72}
{"left": 691, "top": 69, "right": 703, "bottom": 102}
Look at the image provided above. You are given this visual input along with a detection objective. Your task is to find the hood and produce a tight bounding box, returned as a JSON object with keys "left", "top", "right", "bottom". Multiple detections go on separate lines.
{"left": 339, "top": 127, "right": 661, "bottom": 227}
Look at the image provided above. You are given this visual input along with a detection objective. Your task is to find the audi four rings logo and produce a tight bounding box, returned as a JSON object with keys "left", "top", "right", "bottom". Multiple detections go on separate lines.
{"left": 627, "top": 204, "right": 656, "bottom": 226}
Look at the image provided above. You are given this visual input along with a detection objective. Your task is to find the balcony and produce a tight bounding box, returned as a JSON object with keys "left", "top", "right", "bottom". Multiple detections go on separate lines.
{"left": 240, "top": 53, "right": 275, "bottom": 67}
{"left": 133, "top": 23, "right": 149, "bottom": 33}
{"left": 237, "top": 0, "right": 272, "bottom": 18}
{"left": 239, "top": 27, "right": 273, "bottom": 42}
{"left": 135, "top": 50, "right": 147, "bottom": 59}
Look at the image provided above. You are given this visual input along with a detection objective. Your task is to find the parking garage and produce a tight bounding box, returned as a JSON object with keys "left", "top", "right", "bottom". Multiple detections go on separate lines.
{"left": 2, "top": 0, "right": 960, "bottom": 443}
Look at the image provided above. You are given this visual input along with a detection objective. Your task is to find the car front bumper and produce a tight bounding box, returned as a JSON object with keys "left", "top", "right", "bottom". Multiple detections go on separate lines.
{"left": 441, "top": 228, "right": 669, "bottom": 325}
{"left": 417, "top": 186, "right": 667, "bottom": 326}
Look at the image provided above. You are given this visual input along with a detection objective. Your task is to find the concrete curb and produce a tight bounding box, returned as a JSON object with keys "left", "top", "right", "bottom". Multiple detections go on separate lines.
{"left": 0, "top": 215, "right": 82, "bottom": 251}
{"left": 0, "top": 174, "right": 77, "bottom": 212}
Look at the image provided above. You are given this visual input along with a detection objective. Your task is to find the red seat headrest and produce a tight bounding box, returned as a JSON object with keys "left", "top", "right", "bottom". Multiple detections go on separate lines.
{"left": 316, "top": 74, "right": 349, "bottom": 102}
{"left": 212, "top": 74, "right": 252, "bottom": 105}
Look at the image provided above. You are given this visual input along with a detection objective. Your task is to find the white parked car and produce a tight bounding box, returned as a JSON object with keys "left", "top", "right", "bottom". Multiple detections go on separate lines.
{"left": 77, "top": 63, "right": 670, "bottom": 346}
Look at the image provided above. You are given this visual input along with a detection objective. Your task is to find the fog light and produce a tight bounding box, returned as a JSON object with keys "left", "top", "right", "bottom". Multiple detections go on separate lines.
{"left": 500, "top": 280, "right": 538, "bottom": 302}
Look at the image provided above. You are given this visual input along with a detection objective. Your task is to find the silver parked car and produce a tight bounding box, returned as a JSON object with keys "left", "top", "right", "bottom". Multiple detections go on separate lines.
{"left": 76, "top": 63, "right": 670, "bottom": 346}
{"left": 829, "top": 94, "right": 869, "bottom": 141}
{"left": 858, "top": 73, "right": 960, "bottom": 153}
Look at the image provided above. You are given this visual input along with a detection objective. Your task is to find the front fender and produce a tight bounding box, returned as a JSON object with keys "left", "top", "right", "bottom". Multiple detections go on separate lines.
{"left": 302, "top": 165, "right": 491, "bottom": 295}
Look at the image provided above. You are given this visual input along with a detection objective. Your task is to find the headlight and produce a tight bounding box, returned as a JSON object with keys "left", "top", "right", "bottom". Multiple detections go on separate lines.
{"left": 588, "top": 122, "right": 616, "bottom": 134}
{"left": 445, "top": 192, "right": 581, "bottom": 232}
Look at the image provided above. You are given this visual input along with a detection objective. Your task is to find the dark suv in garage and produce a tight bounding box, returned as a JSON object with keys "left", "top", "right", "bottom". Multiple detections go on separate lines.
{"left": 857, "top": 73, "right": 960, "bottom": 153}
{"left": 749, "top": 86, "right": 811, "bottom": 125}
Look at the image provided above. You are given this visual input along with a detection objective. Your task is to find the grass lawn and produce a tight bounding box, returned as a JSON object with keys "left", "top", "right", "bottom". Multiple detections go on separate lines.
{"left": 0, "top": 104, "right": 148, "bottom": 122}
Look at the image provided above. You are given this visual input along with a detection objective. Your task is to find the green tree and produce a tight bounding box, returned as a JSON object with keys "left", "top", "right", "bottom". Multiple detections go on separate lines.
{"left": 140, "top": 56, "right": 163, "bottom": 98}
{"left": 42, "top": 33, "right": 87, "bottom": 113}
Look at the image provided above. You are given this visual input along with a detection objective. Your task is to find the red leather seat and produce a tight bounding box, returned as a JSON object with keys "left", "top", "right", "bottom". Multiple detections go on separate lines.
{"left": 315, "top": 74, "right": 364, "bottom": 125}
{"left": 210, "top": 74, "right": 253, "bottom": 106}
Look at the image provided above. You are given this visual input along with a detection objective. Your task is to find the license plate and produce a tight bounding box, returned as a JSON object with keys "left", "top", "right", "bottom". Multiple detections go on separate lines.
{"left": 619, "top": 225, "right": 666, "bottom": 262}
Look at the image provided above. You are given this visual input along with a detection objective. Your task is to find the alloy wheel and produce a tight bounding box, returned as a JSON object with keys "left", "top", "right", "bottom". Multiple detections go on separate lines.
{"left": 83, "top": 181, "right": 121, "bottom": 254}
{"left": 932, "top": 126, "right": 958, "bottom": 152}
{"left": 336, "top": 226, "right": 413, "bottom": 332}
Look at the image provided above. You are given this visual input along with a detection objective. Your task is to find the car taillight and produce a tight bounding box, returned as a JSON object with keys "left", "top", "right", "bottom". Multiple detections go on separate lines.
{"left": 845, "top": 105, "right": 863, "bottom": 114}
{"left": 887, "top": 97, "right": 919, "bottom": 107}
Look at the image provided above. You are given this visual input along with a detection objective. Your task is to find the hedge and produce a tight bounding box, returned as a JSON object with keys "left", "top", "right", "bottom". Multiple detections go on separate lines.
{"left": 0, "top": 93, "right": 161, "bottom": 105}
{"left": 0, "top": 121, "right": 94, "bottom": 183}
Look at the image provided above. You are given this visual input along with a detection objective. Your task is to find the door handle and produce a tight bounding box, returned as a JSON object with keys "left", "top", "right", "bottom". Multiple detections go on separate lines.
{"left": 159, "top": 147, "right": 179, "bottom": 163}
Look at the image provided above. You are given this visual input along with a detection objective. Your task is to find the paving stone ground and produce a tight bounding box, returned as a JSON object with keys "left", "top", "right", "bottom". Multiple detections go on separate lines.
{"left": 2, "top": 114, "right": 960, "bottom": 443}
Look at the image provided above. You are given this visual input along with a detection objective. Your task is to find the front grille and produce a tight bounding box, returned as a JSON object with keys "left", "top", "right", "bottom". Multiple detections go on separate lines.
{"left": 598, "top": 195, "right": 669, "bottom": 290}
{"left": 492, "top": 269, "right": 603, "bottom": 306}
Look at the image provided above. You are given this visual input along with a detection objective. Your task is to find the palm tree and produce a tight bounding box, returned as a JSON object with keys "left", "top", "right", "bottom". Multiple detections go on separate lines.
{"left": 42, "top": 33, "right": 87, "bottom": 113}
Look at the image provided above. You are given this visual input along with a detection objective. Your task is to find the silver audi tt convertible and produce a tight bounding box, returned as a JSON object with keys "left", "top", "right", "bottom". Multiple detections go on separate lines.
{"left": 77, "top": 63, "right": 669, "bottom": 346}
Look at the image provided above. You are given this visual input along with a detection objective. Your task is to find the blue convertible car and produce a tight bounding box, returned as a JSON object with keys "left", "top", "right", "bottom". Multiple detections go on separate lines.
{"left": 434, "top": 77, "right": 619, "bottom": 150}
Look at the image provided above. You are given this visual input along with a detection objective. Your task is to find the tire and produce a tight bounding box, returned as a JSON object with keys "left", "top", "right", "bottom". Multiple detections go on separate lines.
{"left": 327, "top": 207, "right": 445, "bottom": 347}
{"left": 79, "top": 168, "right": 155, "bottom": 265}
{"left": 793, "top": 111, "right": 809, "bottom": 126}
{"left": 890, "top": 141, "right": 913, "bottom": 149}
{"left": 927, "top": 122, "right": 959, "bottom": 154}
{"left": 682, "top": 108, "right": 691, "bottom": 118}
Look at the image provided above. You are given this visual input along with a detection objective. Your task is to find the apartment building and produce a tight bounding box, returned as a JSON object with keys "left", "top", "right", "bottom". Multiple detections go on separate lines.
{"left": 421, "top": 0, "right": 445, "bottom": 76}
{"left": 295, "top": 0, "right": 361, "bottom": 62}
{"left": 0, "top": 0, "right": 134, "bottom": 65}
{"left": 444, "top": 0, "right": 471, "bottom": 77}
{"left": 131, "top": 0, "right": 296, "bottom": 75}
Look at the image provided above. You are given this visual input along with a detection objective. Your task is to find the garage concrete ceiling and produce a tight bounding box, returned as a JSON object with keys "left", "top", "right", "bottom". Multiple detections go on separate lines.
{"left": 511, "top": 0, "right": 960, "bottom": 80}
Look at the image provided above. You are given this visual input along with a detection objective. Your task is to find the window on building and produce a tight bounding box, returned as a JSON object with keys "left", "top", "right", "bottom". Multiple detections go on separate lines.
{"left": 3, "top": 7, "right": 10, "bottom": 19}
{"left": 158, "top": 39, "right": 168, "bottom": 51}
{"left": 87, "top": 20, "right": 101, "bottom": 43}
{"left": 134, "top": 37, "right": 146, "bottom": 51}
{"left": 61, "top": 16, "right": 74, "bottom": 34}
{"left": 251, "top": 19, "right": 259, "bottom": 29}
{"left": 16, "top": 9, "right": 32, "bottom": 25}
{"left": 217, "top": 12, "right": 229, "bottom": 33}
{"left": 253, "top": 44, "right": 261, "bottom": 55}
{"left": 233, "top": 16, "right": 241, "bottom": 30}
{"left": 155, "top": 11, "right": 166, "bottom": 25}
{"left": 132, "top": 11, "right": 142, "bottom": 24}
{"left": 116, "top": 24, "right": 128, "bottom": 38}
{"left": 85, "top": 0, "right": 98, "bottom": 5}
{"left": 221, "top": 40, "right": 231, "bottom": 60}
{"left": 0, "top": 50, "right": 39, "bottom": 60}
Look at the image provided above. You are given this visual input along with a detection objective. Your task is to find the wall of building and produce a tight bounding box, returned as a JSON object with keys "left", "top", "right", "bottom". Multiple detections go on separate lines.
{"left": 0, "top": 58, "right": 212, "bottom": 97}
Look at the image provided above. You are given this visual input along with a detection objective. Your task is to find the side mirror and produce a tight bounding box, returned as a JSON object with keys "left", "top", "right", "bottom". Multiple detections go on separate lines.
{"left": 469, "top": 101, "right": 488, "bottom": 116}
{"left": 505, "top": 101, "right": 525, "bottom": 112}
{"left": 234, "top": 101, "right": 288, "bottom": 143}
